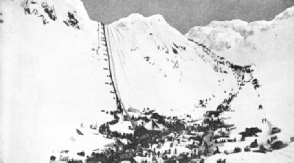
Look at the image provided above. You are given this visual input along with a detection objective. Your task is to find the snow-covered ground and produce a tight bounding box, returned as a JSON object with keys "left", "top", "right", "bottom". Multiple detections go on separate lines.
{"left": 1, "top": 0, "right": 294, "bottom": 162}
{"left": 206, "top": 142, "right": 294, "bottom": 163}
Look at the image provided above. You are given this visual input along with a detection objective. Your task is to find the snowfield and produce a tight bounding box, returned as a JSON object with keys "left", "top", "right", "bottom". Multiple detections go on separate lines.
{"left": 1, "top": 0, "right": 294, "bottom": 162}
{"left": 106, "top": 13, "right": 238, "bottom": 114}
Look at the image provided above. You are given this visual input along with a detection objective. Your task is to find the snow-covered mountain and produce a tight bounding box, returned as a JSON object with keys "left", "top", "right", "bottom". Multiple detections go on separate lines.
{"left": 186, "top": 6, "right": 294, "bottom": 53}
{"left": 187, "top": 5, "right": 294, "bottom": 141}
{"left": 1, "top": 0, "right": 116, "bottom": 162}
{"left": 187, "top": 7, "right": 294, "bottom": 162}
{"left": 106, "top": 13, "right": 249, "bottom": 114}
{"left": 1, "top": 0, "right": 294, "bottom": 162}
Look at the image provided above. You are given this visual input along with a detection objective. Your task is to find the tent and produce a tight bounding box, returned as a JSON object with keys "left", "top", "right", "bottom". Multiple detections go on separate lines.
{"left": 76, "top": 129, "right": 84, "bottom": 135}
{"left": 103, "top": 139, "right": 125, "bottom": 152}
{"left": 144, "top": 119, "right": 164, "bottom": 131}
{"left": 127, "top": 107, "right": 140, "bottom": 113}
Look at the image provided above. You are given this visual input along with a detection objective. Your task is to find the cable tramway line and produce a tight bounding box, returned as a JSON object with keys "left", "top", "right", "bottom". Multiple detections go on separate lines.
{"left": 98, "top": 23, "right": 137, "bottom": 129}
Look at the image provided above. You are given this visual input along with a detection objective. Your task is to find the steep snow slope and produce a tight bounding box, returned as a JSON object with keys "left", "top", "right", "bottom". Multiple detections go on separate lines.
{"left": 187, "top": 6, "right": 294, "bottom": 143}
{"left": 0, "top": 0, "right": 117, "bottom": 162}
{"left": 0, "top": 2, "right": 250, "bottom": 161}
{"left": 1, "top": 0, "right": 294, "bottom": 162}
{"left": 106, "top": 14, "right": 244, "bottom": 114}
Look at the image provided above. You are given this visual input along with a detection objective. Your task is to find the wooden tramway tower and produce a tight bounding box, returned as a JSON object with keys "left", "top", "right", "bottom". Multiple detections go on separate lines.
{"left": 99, "top": 23, "right": 137, "bottom": 129}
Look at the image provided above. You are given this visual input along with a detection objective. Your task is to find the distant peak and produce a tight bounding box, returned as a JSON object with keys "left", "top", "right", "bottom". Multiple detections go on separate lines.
{"left": 110, "top": 13, "right": 168, "bottom": 27}
{"left": 127, "top": 13, "right": 145, "bottom": 19}
{"left": 109, "top": 13, "right": 187, "bottom": 43}
{"left": 274, "top": 6, "right": 294, "bottom": 21}
{"left": 147, "top": 14, "right": 166, "bottom": 23}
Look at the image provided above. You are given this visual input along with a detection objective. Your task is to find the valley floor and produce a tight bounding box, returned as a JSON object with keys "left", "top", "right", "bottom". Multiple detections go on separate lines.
{"left": 51, "top": 95, "right": 294, "bottom": 163}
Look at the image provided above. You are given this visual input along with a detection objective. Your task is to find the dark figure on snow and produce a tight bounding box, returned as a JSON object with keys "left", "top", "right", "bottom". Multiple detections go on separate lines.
{"left": 214, "top": 146, "right": 220, "bottom": 154}
{"left": 262, "top": 118, "right": 267, "bottom": 123}
{"left": 250, "top": 139, "right": 258, "bottom": 148}
{"left": 50, "top": 156, "right": 56, "bottom": 161}
{"left": 77, "top": 151, "right": 85, "bottom": 157}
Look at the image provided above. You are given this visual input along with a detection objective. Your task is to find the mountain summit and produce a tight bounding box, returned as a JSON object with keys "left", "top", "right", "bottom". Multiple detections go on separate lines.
{"left": 1, "top": 0, "right": 294, "bottom": 162}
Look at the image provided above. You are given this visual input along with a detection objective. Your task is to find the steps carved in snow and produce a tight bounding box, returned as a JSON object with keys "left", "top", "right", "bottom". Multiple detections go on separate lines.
{"left": 188, "top": 39, "right": 257, "bottom": 90}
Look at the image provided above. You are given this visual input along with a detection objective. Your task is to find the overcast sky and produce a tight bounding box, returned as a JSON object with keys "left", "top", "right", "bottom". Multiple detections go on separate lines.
{"left": 81, "top": 0, "right": 294, "bottom": 34}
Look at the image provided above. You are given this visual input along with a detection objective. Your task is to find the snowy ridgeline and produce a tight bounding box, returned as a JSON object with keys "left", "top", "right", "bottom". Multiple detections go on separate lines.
{"left": 186, "top": 6, "right": 294, "bottom": 53}
{"left": 1, "top": 0, "right": 294, "bottom": 163}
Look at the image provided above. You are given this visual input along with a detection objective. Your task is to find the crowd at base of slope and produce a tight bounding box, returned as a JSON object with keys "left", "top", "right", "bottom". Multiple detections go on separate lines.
{"left": 50, "top": 96, "right": 290, "bottom": 163}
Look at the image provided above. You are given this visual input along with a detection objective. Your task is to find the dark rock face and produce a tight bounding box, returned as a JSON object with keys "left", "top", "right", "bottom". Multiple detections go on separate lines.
{"left": 22, "top": 0, "right": 81, "bottom": 29}
{"left": 63, "top": 11, "right": 80, "bottom": 29}
{"left": 23, "top": 1, "right": 57, "bottom": 25}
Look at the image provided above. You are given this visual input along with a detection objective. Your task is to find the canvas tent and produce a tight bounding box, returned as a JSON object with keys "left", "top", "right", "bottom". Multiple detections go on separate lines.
{"left": 104, "top": 139, "right": 124, "bottom": 152}
{"left": 144, "top": 119, "right": 165, "bottom": 131}
{"left": 127, "top": 107, "right": 140, "bottom": 113}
